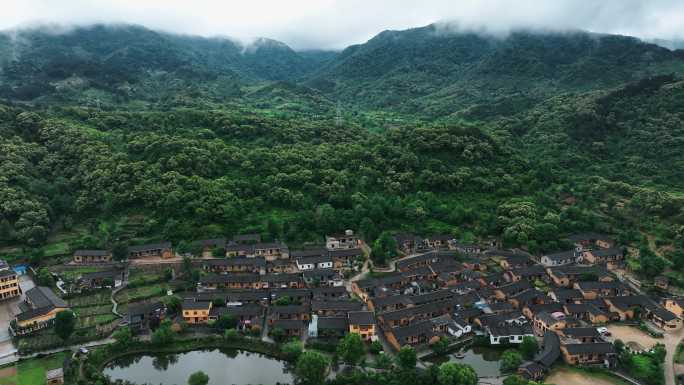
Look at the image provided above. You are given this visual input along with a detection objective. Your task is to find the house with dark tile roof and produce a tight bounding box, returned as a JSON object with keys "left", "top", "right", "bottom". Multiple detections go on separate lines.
{"left": 12, "top": 286, "right": 70, "bottom": 335}
{"left": 128, "top": 242, "right": 173, "bottom": 259}
{"left": 348, "top": 311, "right": 376, "bottom": 341}
{"left": 560, "top": 342, "right": 616, "bottom": 367}
{"left": 73, "top": 249, "right": 112, "bottom": 264}
{"left": 547, "top": 265, "right": 612, "bottom": 287}
{"left": 311, "top": 300, "right": 363, "bottom": 317}
{"left": 541, "top": 249, "right": 582, "bottom": 267}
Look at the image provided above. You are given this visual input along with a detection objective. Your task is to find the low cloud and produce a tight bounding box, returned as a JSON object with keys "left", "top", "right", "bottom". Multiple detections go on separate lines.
{"left": 2, "top": 0, "right": 684, "bottom": 50}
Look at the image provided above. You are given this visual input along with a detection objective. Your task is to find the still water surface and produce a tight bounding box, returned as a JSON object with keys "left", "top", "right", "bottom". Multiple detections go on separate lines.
{"left": 104, "top": 348, "right": 293, "bottom": 385}
{"left": 426, "top": 346, "right": 503, "bottom": 377}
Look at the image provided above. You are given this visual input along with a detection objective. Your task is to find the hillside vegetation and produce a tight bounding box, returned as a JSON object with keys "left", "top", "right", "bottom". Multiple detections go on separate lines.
{"left": 0, "top": 23, "right": 683, "bottom": 278}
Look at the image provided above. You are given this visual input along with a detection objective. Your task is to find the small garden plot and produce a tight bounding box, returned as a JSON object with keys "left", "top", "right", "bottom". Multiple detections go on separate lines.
{"left": 74, "top": 304, "right": 112, "bottom": 317}
{"left": 55, "top": 266, "right": 103, "bottom": 281}
{"left": 115, "top": 284, "right": 167, "bottom": 304}
{"left": 128, "top": 269, "right": 164, "bottom": 285}
{"left": 78, "top": 313, "right": 117, "bottom": 328}
{"left": 67, "top": 292, "right": 111, "bottom": 307}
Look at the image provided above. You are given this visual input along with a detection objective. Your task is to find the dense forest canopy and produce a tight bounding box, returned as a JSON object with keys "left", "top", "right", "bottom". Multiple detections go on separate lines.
{"left": 0, "top": 23, "right": 683, "bottom": 275}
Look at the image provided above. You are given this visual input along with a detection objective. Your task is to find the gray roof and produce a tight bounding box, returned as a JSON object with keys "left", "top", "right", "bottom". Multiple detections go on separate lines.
{"left": 318, "top": 317, "right": 349, "bottom": 330}
{"left": 535, "top": 331, "right": 560, "bottom": 368}
{"left": 312, "top": 300, "right": 363, "bottom": 312}
{"left": 543, "top": 250, "right": 579, "bottom": 261}
{"left": 26, "top": 286, "right": 67, "bottom": 309}
{"left": 348, "top": 311, "right": 374, "bottom": 325}
{"left": 74, "top": 249, "right": 109, "bottom": 256}
{"left": 563, "top": 342, "right": 615, "bottom": 355}
{"left": 291, "top": 249, "right": 328, "bottom": 258}
{"left": 182, "top": 300, "right": 211, "bottom": 310}
{"left": 128, "top": 242, "right": 172, "bottom": 253}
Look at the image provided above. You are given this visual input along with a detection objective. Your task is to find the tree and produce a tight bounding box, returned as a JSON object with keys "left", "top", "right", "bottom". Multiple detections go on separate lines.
{"left": 210, "top": 246, "right": 225, "bottom": 258}
{"left": 337, "top": 333, "right": 365, "bottom": 365}
{"left": 369, "top": 340, "right": 384, "bottom": 355}
{"left": 437, "top": 362, "right": 478, "bottom": 385}
{"left": 639, "top": 246, "right": 666, "bottom": 278}
{"left": 270, "top": 327, "right": 285, "bottom": 342}
{"left": 373, "top": 353, "right": 392, "bottom": 369}
{"left": 112, "top": 327, "right": 133, "bottom": 349}
{"left": 395, "top": 346, "right": 417, "bottom": 371}
{"left": 164, "top": 295, "right": 182, "bottom": 314}
{"left": 224, "top": 328, "right": 239, "bottom": 340}
{"left": 187, "top": 371, "right": 209, "bottom": 385}
{"left": 214, "top": 314, "right": 237, "bottom": 331}
{"left": 501, "top": 349, "right": 523, "bottom": 372}
{"left": 55, "top": 310, "right": 76, "bottom": 341}
{"left": 163, "top": 267, "right": 173, "bottom": 281}
{"left": 282, "top": 340, "right": 304, "bottom": 361}
{"left": 112, "top": 242, "right": 128, "bottom": 261}
{"left": 295, "top": 351, "right": 329, "bottom": 385}
{"left": 520, "top": 336, "right": 539, "bottom": 359}
{"left": 503, "top": 375, "right": 530, "bottom": 385}
{"left": 151, "top": 320, "right": 174, "bottom": 345}
{"left": 371, "top": 231, "right": 398, "bottom": 266}
{"left": 431, "top": 336, "right": 451, "bottom": 356}
{"left": 274, "top": 296, "right": 293, "bottom": 306}
{"left": 35, "top": 267, "right": 54, "bottom": 286}
{"left": 211, "top": 298, "right": 226, "bottom": 307}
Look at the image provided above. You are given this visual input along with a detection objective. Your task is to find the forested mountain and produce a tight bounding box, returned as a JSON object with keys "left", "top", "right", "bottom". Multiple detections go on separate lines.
{"left": 1, "top": 23, "right": 683, "bottom": 280}
{"left": 309, "top": 24, "right": 684, "bottom": 116}
{"left": 0, "top": 25, "right": 325, "bottom": 103}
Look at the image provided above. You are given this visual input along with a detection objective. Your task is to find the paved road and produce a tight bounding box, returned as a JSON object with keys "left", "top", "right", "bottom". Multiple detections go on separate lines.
{"left": 663, "top": 327, "right": 683, "bottom": 385}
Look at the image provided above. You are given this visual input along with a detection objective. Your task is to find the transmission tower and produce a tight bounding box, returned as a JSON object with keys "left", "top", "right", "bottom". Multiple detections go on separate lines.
{"left": 335, "top": 101, "right": 343, "bottom": 127}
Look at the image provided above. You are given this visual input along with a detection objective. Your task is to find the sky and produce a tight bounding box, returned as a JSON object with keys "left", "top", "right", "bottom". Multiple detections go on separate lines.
{"left": 2, "top": 0, "right": 684, "bottom": 50}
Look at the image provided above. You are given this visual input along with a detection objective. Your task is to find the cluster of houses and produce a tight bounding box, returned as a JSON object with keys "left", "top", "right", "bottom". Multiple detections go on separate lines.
{"left": 349, "top": 232, "right": 683, "bottom": 380}
{"left": 9, "top": 228, "right": 684, "bottom": 383}
{"left": 179, "top": 231, "right": 375, "bottom": 340}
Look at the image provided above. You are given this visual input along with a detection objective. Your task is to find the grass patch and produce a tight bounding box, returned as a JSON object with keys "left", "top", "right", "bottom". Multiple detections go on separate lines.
{"left": 114, "top": 284, "right": 167, "bottom": 304}
{"left": 67, "top": 292, "right": 111, "bottom": 307}
{"left": 675, "top": 343, "right": 684, "bottom": 364}
{"left": 41, "top": 242, "right": 70, "bottom": 257}
{"left": 547, "top": 365, "right": 632, "bottom": 385}
{"left": 0, "top": 352, "right": 67, "bottom": 385}
{"left": 54, "top": 266, "right": 104, "bottom": 281}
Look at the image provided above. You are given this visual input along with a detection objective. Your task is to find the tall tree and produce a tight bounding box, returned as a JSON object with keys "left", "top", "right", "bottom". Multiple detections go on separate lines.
{"left": 337, "top": 333, "right": 365, "bottom": 365}
{"left": 295, "top": 351, "right": 329, "bottom": 385}
{"left": 437, "top": 362, "right": 478, "bottom": 385}
{"left": 55, "top": 310, "right": 76, "bottom": 341}
{"left": 395, "top": 346, "right": 417, "bottom": 371}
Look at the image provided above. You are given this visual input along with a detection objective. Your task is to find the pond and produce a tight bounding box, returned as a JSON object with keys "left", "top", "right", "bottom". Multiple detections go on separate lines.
{"left": 425, "top": 346, "right": 503, "bottom": 378}
{"left": 103, "top": 348, "right": 294, "bottom": 385}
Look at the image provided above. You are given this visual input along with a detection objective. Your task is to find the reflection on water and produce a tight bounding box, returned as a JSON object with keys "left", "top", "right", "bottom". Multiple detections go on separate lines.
{"left": 104, "top": 349, "right": 293, "bottom": 385}
{"left": 426, "top": 346, "right": 503, "bottom": 378}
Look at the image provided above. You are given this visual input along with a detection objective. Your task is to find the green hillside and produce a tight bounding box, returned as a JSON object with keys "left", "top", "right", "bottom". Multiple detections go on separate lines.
{"left": 0, "top": 23, "right": 683, "bottom": 276}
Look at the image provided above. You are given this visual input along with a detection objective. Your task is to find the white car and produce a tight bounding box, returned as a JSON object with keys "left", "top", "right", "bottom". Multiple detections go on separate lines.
{"left": 597, "top": 327, "right": 609, "bottom": 335}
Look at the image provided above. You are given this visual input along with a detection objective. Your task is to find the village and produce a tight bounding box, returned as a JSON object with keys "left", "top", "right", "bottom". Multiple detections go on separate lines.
{"left": 1, "top": 230, "right": 683, "bottom": 385}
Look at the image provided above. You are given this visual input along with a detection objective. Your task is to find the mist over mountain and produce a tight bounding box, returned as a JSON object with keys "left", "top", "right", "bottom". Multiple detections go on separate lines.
{"left": 1, "top": 23, "right": 682, "bottom": 116}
